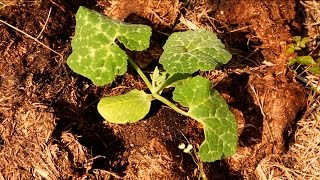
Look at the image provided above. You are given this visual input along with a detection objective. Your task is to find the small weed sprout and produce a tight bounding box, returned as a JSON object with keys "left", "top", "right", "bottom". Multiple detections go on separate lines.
{"left": 287, "top": 36, "right": 320, "bottom": 91}
{"left": 287, "top": 36, "right": 320, "bottom": 75}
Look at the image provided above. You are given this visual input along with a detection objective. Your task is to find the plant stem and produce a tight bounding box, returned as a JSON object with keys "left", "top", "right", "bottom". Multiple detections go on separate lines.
{"left": 153, "top": 94, "right": 189, "bottom": 117}
{"left": 128, "top": 58, "right": 189, "bottom": 117}
{"left": 127, "top": 58, "right": 153, "bottom": 91}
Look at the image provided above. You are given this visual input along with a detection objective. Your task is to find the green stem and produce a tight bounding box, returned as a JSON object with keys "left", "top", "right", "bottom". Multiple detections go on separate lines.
{"left": 127, "top": 58, "right": 153, "bottom": 91}
{"left": 128, "top": 58, "right": 189, "bottom": 117}
{"left": 153, "top": 94, "right": 189, "bottom": 117}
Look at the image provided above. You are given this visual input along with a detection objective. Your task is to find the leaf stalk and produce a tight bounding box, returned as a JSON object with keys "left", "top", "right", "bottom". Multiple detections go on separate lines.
{"left": 128, "top": 57, "right": 189, "bottom": 117}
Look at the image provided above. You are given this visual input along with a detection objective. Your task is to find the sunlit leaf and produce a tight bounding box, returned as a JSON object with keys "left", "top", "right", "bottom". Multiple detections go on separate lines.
{"left": 296, "top": 56, "right": 316, "bottom": 65}
{"left": 308, "top": 66, "right": 320, "bottom": 74}
{"left": 98, "top": 90, "right": 153, "bottom": 124}
{"left": 159, "top": 29, "right": 232, "bottom": 74}
{"left": 173, "top": 76, "right": 237, "bottom": 162}
{"left": 67, "top": 6, "right": 152, "bottom": 86}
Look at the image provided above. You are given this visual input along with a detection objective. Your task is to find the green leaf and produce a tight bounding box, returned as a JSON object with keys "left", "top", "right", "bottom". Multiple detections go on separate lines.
{"left": 286, "top": 47, "right": 295, "bottom": 54}
{"left": 308, "top": 66, "right": 320, "bottom": 74}
{"left": 173, "top": 76, "right": 237, "bottom": 162}
{"left": 294, "top": 36, "right": 302, "bottom": 43}
{"left": 159, "top": 73, "right": 191, "bottom": 88}
{"left": 155, "top": 73, "right": 191, "bottom": 94}
{"left": 288, "top": 58, "right": 297, "bottom": 66}
{"left": 296, "top": 56, "right": 316, "bottom": 65}
{"left": 150, "top": 67, "right": 192, "bottom": 94}
{"left": 67, "top": 6, "right": 152, "bottom": 86}
{"left": 98, "top": 89, "right": 153, "bottom": 124}
{"left": 294, "top": 46, "right": 302, "bottom": 51}
{"left": 159, "top": 29, "right": 232, "bottom": 74}
{"left": 300, "top": 37, "right": 311, "bottom": 48}
{"left": 151, "top": 66, "right": 168, "bottom": 90}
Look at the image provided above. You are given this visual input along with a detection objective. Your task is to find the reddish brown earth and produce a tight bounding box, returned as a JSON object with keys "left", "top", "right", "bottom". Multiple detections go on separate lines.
{"left": 0, "top": 0, "right": 308, "bottom": 179}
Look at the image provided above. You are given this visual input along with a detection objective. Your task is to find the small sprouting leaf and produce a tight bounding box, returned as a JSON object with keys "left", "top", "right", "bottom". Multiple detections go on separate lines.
{"left": 159, "top": 29, "right": 232, "bottom": 74}
{"left": 300, "top": 37, "right": 311, "bottom": 48}
{"left": 156, "top": 73, "right": 191, "bottom": 92}
{"left": 294, "top": 46, "right": 302, "bottom": 51}
{"left": 294, "top": 36, "right": 302, "bottom": 43}
{"left": 308, "top": 66, "right": 320, "bottom": 74}
{"left": 97, "top": 89, "right": 153, "bottom": 124}
{"left": 151, "top": 66, "right": 168, "bottom": 90}
{"left": 288, "top": 58, "right": 297, "bottom": 66}
{"left": 301, "top": 37, "right": 311, "bottom": 43}
{"left": 67, "top": 6, "right": 152, "bottom": 86}
{"left": 150, "top": 67, "right": 191, "bottom": 93}
{"left": 286, "top": 43, "right": 297, "bottom": 54}
{"left": 286, "top": 47, "right": 295, "bottom": 54}
{"left": 173, "top": 76, "right": 237, "bottom": 162}
{"left": 296, "top": 56, "right": 316, "bottom": 65}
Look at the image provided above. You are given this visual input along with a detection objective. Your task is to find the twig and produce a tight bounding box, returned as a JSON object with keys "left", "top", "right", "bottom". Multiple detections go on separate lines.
{"left": 0, "top": 18, "right": 62, "bottom": 59}
{"left": 37, "top": 7, "right": 52, "bottom": 39}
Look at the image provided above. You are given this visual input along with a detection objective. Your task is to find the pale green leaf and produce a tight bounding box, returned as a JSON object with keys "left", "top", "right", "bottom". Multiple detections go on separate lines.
{"left": 300, "top": 37, "right": 311, "bottom": 48}
{"left": 286, "top": 47, "right": 295, "bottom": 54}
{"left": 97, "top": 89, "right": 153, "bottom": 124}
{"left": 151, "top": 66, "right": 168, "bottom": 90}
{"left": 159, "top": 29, "right": 232, "bottom": 74}
{"left": 154, "top": 72, "right": 191, "bottom": 94}
{"left": 294, "top": 36, "right": 302, "bottom": 43}
{"left": 67, "top": 6, "right": 152, "bottom": 86}
{"left": 173, "top": 76, "right": 237, "bottom": 162}
{"left": 308, "top": 66, "right": 320, "bottom": 74}
{"left": 288, "top": 58, "right": 297, "bottom": 66}
{"left": 296, "top": 56, "right": 316, "bottom": 65}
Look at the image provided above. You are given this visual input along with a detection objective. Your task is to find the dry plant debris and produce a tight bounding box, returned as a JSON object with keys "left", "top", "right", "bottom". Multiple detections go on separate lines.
{"left": 259, "top": 103, "right": 320, "bottom": 179}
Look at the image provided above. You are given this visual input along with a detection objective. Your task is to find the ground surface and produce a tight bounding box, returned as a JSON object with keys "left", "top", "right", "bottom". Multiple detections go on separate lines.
{"left": 0, "top": 0, "right": 319, "bottom": 179}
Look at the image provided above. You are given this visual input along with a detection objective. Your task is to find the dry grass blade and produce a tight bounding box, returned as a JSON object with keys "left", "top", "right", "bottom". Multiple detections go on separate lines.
{"left": 0, "top": 19, "right": 63, "bottom": 60}
{"left": 37, "top": 7, "right": 52, "bottom": 39}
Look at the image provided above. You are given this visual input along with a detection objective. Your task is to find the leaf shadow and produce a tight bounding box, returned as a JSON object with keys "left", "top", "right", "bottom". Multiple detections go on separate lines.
{"left": 215, "top": 73, "right": 264, "bottom": 147}
{"left": 51, "top": 97, "right": 127, "bottom": 176}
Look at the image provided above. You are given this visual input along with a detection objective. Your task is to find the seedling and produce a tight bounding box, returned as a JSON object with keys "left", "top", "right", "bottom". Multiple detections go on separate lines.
{"left": 287, "top": 36, "right": 320, "bottom": 75}
{"left": 287, "top": 36, "right": 311, "bottom": 54}
{"left": 67, "top": 6, "right": 237, "bottom": 162}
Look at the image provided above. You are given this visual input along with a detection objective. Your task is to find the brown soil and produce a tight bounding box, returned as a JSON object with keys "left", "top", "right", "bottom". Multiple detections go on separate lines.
{"left": 0, "top": 0, "right": 310, "bottom": 179}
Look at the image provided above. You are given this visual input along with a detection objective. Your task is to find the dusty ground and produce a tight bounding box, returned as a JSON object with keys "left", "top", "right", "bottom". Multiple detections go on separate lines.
{"left": 0, "top": 0, "right": 319, "bottom": 179}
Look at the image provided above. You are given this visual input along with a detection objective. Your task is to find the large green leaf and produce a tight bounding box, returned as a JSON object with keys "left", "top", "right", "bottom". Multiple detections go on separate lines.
{"left": 98, "top": 89, "right": 153, "bottom": 124}
{"left": 173, "top": 76, "right": 237, "bottom": 162}
{"left": 159, "top": 29, "right": 232, "bottom": 74}
{"left": 67, "top": 6, "right": 152, "bottom": 86}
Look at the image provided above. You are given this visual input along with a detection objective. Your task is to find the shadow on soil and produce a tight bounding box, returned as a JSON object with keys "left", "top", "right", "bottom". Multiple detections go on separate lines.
{"left": 216, "top": 74, "right": 263, "bottom": 147}
{"left": 51, "top": 97, "right": 127, "bottom": 176}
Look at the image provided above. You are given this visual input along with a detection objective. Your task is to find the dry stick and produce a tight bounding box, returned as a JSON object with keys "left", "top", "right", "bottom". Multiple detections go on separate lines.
{"left": 0, "top": 18, "right": 62, "bottom": 59}
{"left": 37, "top": 7, "right": 52, "bottom": 39}
{"left": 0, "top": 11, "right": 69, "bottom": 78}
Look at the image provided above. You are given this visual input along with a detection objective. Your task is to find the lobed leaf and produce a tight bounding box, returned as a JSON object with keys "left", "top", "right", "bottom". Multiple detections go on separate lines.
{"left": 159, "top": 29, "right": 232, "bottom": 74}
{"left": 67, "top": 6, "right": 152, "bottom": 86}
{"left": 97, "top": 89, "right": 153, "bottom": 124}
{"left": 173, "top": 76, "right": 237, "bottom": 162}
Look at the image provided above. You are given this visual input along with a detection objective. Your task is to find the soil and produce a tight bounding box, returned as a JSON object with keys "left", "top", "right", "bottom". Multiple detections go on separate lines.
{"left": 0, "top": 0, "right": 309, "bottom": 179}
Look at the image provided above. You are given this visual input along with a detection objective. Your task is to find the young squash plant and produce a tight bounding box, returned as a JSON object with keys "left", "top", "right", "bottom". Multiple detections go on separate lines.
{"left": 67, "top": 6, "right": 237, "bottom": 162}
